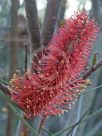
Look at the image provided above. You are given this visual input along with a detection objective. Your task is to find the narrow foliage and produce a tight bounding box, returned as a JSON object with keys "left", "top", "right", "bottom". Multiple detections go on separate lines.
{"left": 9, "top": 12, "right": 98, "bottom": 118}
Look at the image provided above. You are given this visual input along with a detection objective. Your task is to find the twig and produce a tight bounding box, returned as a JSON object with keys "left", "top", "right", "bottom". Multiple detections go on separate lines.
{"left": 82, "top": 60, "right": 102, "bottom": 79}
{"left": 24, "top": 0, "right": 41, "bottom": 51}
{"left": 41, "top": 0, "right": 61, "bottom": 46}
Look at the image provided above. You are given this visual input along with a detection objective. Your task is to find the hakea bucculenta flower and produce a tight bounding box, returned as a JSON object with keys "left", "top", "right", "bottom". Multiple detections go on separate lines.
{"left": 9, "top": 12, "right": 99, "bottom": 118}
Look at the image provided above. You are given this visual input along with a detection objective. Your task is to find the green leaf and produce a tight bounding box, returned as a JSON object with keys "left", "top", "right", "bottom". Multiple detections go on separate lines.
{"left": 81, "top": 84, "right": 102, "bottom": 95}
{"left": 0, "top": 79, "right": 9, "bottom": 85}
{"left": 51, "top": 107, "right": 102, "bottom": 136}
{"left": 0, "top": 91, "right": 39, "bottom": 136}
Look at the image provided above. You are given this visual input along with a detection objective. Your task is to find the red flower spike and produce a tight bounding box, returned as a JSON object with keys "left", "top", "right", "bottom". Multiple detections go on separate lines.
{"left": 9, "top": 12, "right": 99, "bottom": 118}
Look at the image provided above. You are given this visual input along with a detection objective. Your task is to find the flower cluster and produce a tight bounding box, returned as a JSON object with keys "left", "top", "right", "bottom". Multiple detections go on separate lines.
{"left": 9, "top": 12, "right": 98, "bottom": 118}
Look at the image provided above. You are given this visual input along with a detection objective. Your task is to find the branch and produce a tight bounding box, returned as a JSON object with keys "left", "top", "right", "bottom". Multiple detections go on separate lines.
{"left": 82, "top": 60, "right": 102, "bottom": 79}
{"left": 24, "top": 0, "right": 41, "bottom": 51}
{"left": 41, "top": 0, "right": 61, "bottom": 46}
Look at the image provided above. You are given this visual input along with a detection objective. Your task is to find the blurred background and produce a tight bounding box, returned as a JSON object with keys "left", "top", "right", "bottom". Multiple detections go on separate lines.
{"left": 0, "top": 0, "right": 102, "bottom": 136}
